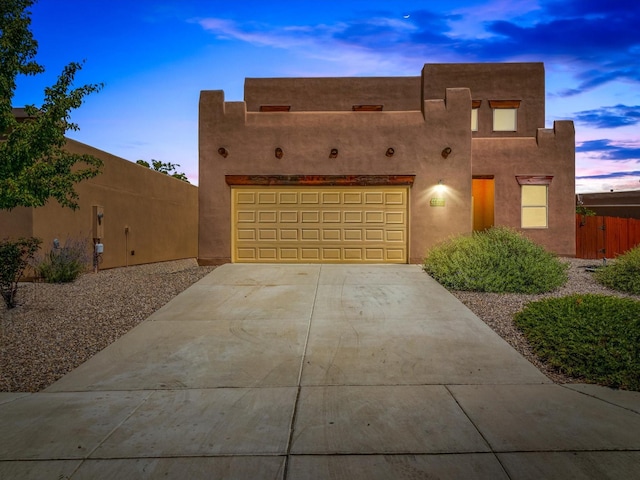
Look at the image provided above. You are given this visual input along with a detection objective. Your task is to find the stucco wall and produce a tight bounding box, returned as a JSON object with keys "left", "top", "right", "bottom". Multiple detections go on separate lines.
{"left": 423, "top": 63, "right": 545, "bottom": 138}
{"left": 1, "top": 139, "right": 198, "bottom": 270}
{"left": 199, "top": 87, "right": 473, "bottom": 264}
{"left": 472, "top": 121, "right": 576, "bottom": 256}
{"left": 244, "top": 77, "right": 422, "bottom": 112}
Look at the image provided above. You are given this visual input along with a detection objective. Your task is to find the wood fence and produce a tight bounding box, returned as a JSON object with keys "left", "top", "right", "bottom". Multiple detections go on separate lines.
{"left": 575, "top": 214, "right": 640, "bottom": 259}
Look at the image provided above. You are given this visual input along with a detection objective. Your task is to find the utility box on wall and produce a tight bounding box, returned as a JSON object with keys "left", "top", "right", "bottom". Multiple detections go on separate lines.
{"left": 92, "top": 205, "right": 104, "bottom": 240}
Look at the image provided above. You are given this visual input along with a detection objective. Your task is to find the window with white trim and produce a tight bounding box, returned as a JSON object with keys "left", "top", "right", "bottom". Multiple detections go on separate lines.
{"left": 521, "top": 185, "right": 548, "bottom": 228}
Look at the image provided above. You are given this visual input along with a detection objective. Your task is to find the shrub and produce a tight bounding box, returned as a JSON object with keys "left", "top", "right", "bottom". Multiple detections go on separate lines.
{"left": 515, "top": 294, "right": 640, "bottom": 390}
{"left": 36, "top": 237, "right": 90, "bottom": 283}
{"left": 422, "top": 226, "right": 568, "bottom": 293}
{"left": 594, "top": 245, "right": 640, "bottom": 294}
{"left": 0, "top": 237, "right": 42, "bottom": 309}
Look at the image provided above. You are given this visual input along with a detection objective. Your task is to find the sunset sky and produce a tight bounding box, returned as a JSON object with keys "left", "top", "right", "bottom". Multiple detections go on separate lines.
{"left": 12, "top": 0, "right": 640, "bottom": 192}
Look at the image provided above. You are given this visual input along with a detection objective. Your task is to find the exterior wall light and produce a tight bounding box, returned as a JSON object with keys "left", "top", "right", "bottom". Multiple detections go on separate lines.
{"left": 386, "top": 147, "right": 395, "bottom": 157}
{"left": 218, "top": 147, "right": 228, "bottom": 158}
{"left": 329, "top": 148, "right": 339, "bottom": 158}
{"left": 441, "top": 147, "right": 452, "bottom": 159}
{"left": 275, "top": 147, "right": 283, "bottom": 159}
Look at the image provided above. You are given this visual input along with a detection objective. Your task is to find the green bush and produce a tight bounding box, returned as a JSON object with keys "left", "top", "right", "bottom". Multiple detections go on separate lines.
{"left": 0, "top": 237, "right": 42, "bottom": 309}
{"left": 36, "top": 238, "right": 90, "bottom": 283}
{"left": 594, "top": 245, "right": 640, "bottom": 294}
{"left": 515, "top": 294, "right": 640, "bottom": 390}
{"left": 422, "top": 227, "right": 568, "bottom": 293}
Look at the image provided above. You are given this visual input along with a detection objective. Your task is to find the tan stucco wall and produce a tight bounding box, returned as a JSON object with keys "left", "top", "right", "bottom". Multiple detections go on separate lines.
{"left": 244, "top": 77, "right": 422, "bottom": 112}
{"left": 423, "top": 63, "right": 545, "bottom": 138}
{"left": 199, "top": 87, "right": 473, "bottom": 264}
{"left": 1, "top": 139, "right": 198, "bottom": 270}
{"left": 472, "top": 121, "right": 576, "bottom": 256}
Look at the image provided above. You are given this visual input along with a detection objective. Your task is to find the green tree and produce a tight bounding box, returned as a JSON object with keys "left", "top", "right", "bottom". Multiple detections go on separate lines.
{"left": 1, "top": 0, "right": 103, "bottom": 309}
{"left": 136, "top": 159, "right": 190, "bottom": 183}
{"left": 0, "top": 0, "right": 104, "bottom": 210}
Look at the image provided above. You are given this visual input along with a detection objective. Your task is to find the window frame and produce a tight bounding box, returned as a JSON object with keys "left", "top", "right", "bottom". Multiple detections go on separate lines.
{"left": 471, "top": 100, "right": 481, "bottom": 132}
{"left": 490, "top": 100, "right": 520, "bottom": 132}
{"left": 516, "top": 176, "right": 553, "bottom": 229}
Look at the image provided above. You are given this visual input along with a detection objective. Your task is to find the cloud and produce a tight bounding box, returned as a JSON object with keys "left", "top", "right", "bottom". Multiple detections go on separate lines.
{"left": 577, "top": 139, "right": 640, "bottom": 161}
{"left": 195, "top": 1, "right": 640, "bottom": 95}
{"left": 574, "top": 105, "right": 640, "bottom": 128}
{"left": 576, "top": 170, "right": 640, "bottom": 180}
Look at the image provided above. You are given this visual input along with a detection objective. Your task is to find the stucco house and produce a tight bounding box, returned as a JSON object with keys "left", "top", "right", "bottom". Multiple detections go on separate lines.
{"left": 198, "top": 62, "right": 575, "bottom": 265}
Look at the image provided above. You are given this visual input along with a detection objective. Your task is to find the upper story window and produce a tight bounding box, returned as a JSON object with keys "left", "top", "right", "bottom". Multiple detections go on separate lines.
{"left": 471, "top": 100, "right": 481, "bottom": 132}
{"left": 490, "top": 100, "right": 520, "bottom": 132}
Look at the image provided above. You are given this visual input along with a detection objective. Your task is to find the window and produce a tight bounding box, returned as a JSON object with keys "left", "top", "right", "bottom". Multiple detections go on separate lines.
{"left": 489, "top": 100, "right": 520, "bottom": 132}
{"left": 521, "top": 185, "right": 548, "bottom": 228}
{"left": 471, "top": 100, "right": 481, "bottom": 131}
{"left": 517, "top": 176, "right": 553, "bottom": 228}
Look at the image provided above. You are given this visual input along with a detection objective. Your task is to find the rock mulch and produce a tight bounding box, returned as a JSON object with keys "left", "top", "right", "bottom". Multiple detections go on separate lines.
{"left": 451, "top": 257, "right": 640, "bottom": 384}
{"left": 1, "top": 258, "right": 637, "bottom": 392}
{"left": 1, "top": 259, "right": 215, "bottom": 392}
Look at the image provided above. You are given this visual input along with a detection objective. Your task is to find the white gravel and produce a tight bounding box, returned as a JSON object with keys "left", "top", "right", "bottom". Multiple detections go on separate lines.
{"left": 1, "top": 257, "right": 637, "bottom": 392}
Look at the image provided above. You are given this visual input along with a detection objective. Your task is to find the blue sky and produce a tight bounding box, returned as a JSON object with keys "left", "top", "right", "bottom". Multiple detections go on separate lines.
{"left": 12, "top": 0, "right": 640, "bottom": 192}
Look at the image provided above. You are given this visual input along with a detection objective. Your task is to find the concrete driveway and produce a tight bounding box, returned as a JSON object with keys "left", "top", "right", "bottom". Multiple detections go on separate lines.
{"left": 1, "top": 264, "right": 639, "bottom": 479}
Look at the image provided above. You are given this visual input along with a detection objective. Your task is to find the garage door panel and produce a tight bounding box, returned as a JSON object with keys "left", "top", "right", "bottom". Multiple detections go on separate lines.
{"left": 301, "top": 211, "right": 320, "bottom": 222}
{"left": 280, "top": 229, "right": 298, "bottom": 241}
{"left": 344, "top": 211, "right": 362, "bottom": 223}
{"left": 237, "top": 211, "right": 256, "bottom": 223}
{"left": 322, "top": 211, "right": 341, "bottom": 223}
{"left": 343, "top": 192, "right": 362, "bottom": 204}
{"left": 279, "top": 192, "right": 298, "bottom": 203}
{"left": 232, "top": 186, "right": 408, "bottom": 263}
{"left": 258, "top": 211, "right": 276, "bottom": 223}
{"left": 322, "top": 192, "right": 341, "bottom": 204}
{"left": 301, "top": 192, "right": 319, "bottom": 204}
{"left": 301, "top": 229, "right": 320, "bottom": 241}
{"left": 258, "top": 192, "right": 277, "bottom": 204}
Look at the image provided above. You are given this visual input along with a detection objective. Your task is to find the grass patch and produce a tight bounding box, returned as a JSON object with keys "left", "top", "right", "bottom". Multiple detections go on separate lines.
{"left": 422, "top": 226, "right": 568, "bottom": 293}
{"left": 514, "top": 294, "right": 640, "bottom": 390}
{"left": 594, "top": 245, "right": 640, "bottom": 294}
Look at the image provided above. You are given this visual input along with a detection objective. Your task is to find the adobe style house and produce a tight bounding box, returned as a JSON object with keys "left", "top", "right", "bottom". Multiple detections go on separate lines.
{"left": 198, "top": 62, "right": 575, "bottom": 264}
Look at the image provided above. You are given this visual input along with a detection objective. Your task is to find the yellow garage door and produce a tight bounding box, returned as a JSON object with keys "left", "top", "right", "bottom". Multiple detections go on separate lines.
{"left": 232, "top": 186, "right": 408, "bottom": 263}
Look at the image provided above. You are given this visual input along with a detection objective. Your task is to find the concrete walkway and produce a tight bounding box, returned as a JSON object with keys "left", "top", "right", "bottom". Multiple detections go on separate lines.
{"left": 1, "top": 264, "right": 639, "bottom": 479}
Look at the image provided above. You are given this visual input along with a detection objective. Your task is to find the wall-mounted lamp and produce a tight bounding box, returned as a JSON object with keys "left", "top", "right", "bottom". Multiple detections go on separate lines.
{"left": 441, "top": 147, "right": 452, "bottom": 159}
{"left": 275, "top": 147, "right": 284, "bottom": 159}
{"left": 438, "top": 179, "right": 444, "bottom": 185}
{"left": 329, "top": 148, "right": 339, "bottom": 159}
{"left": 97, "top": 212, "right": 104, "bottom": 225}
{"left": 218, "top": 147, "right": 228, "bottom": 158}
{"left": 385, "top": 147, "right": 395, "bottom": 157}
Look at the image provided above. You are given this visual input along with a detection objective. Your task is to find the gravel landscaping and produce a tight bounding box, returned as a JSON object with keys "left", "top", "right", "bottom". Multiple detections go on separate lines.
{"left": 1, "top": 257, "right": 638, "bottom": 392}
{"left": 1, "top": 259, "right": 215, "bottom": 392}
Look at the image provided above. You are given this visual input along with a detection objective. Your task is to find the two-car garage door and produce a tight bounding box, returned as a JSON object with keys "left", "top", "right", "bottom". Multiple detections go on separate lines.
{"left": 231, "top": 186, "right": 408, "bottom": 263}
